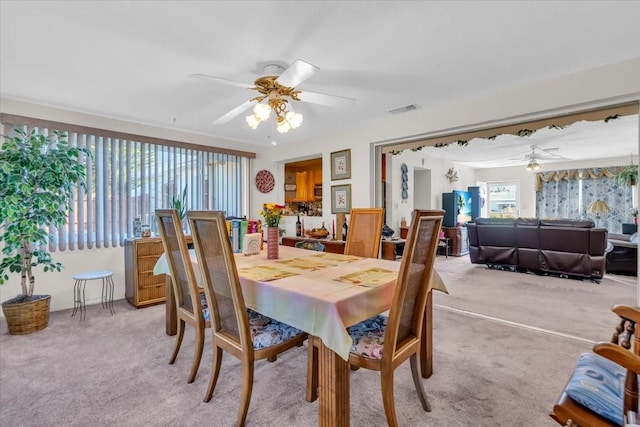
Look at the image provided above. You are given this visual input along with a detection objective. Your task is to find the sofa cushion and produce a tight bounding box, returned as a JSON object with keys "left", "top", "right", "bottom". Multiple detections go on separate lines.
{"left": 630, "top": 232, "right": 638, "bottom": 244}
{"left": 475, "top": 217, "right": 516, "bottom": 225}
{"left": 540, "top": 219, "right": 595, "bottom": 228}
{"left": 515, "top": 217, "right": 540, "bottom": 226}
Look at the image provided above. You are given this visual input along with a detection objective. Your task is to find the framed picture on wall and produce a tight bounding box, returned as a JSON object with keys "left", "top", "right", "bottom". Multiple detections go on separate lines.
{"left": 330, "top": 149, "right": 351, "bottom": 180}
{"left": 331, "top": 184, "right": 351, "bottom": 213}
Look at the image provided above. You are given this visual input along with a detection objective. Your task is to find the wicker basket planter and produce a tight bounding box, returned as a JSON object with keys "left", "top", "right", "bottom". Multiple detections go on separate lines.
{"left": 1, "top": 295, "right": 51, "bottom": 335}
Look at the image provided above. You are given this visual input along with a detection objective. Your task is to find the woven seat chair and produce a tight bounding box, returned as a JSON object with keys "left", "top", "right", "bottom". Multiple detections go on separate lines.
{"left": 305, "top": 207, "right": 384, "bottom": 393}
{"left": 294, "top": 240, "right": 325, "bottom": 252}
{"left": 551, "top": 304, "right": 640, "bottom": 427}
{"left": 344, "top": 207, "right": 384, "bottom": 258}
{"left": 156, "top": 209, "right": 210, "bottom": 384}
{"left": 307, "top": 209, "right": 444, "bottom": 426}
{"left": 187, "top": 210, "right": 307, "bottom": 427}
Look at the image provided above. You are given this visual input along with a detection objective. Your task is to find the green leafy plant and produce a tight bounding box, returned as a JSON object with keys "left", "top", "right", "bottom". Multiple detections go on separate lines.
{"left": 0, "top": 128, "right": 91, "bottom": 301}
{"left": 260, "top": 203, "right": 285, "bottom": 227}
{"left": 616, "top": 165, "right": 638, "bottom": 187}
{"left": 170, "top": 185, "right": 188, "bottom": 221}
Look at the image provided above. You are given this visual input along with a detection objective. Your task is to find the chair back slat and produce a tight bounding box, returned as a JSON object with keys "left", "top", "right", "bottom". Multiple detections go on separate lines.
{"left": 188, "top": 211, "right": 246, "bottom": 347}
{"left": 386, "top": 210, "right": 443, "bottom": 355}
{"left": 156, "top": 209, "right": 201, "bottom": 316}
{"left": 344, "top": 208, "right": 384, "bottom": 258}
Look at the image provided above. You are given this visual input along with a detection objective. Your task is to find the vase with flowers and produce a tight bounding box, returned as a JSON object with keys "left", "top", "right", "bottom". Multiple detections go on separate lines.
{"left": 260, "top": 203, "right": 285, "bottom": 259}
{"left": 631, "top": 208, "right": 638, "bottom": 225}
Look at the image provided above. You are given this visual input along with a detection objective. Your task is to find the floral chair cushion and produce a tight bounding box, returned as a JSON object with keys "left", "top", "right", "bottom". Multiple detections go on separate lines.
{"left": 564, "top": 352, "right": 626, "bottom": 426}
{"left": 200, "top": 293, "right": 210, "bottom": 322}
{"left": 347, "top": 315, "right": 387, "bottom": 360}
{"left": 248, "top": 309, "right": 305, "bottom": 350}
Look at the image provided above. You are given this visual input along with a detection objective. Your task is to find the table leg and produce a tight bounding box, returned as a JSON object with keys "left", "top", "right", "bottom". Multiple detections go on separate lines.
{"left": 166, "top": 277, "right": 176, "bottom": 336}
{"left": 420, "top": 289, "right": 433, "bottom": 378}
{"left": 318, "top": 339, "right": 350, "bottom": 427}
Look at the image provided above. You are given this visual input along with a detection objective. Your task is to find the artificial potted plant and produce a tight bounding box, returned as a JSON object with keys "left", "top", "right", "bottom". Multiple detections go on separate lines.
{"left": 616, "top": 164, "right": 638, "bottom": 187}
{"left": 0, "top": 128, "right": 90, "bottom": 334}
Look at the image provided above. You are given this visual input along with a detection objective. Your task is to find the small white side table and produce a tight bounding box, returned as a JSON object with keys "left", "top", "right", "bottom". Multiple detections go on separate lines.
{"left": 71, "top": 270, "right": 115, "bottom": 320}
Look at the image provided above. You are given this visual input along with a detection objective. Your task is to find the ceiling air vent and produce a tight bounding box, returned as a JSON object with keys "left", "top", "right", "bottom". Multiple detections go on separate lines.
{"left": 388, "top": 104, "right": 420, "bottom": 114}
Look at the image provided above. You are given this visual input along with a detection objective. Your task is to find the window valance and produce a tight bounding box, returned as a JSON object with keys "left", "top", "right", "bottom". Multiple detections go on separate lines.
{"left": 534, "top": 167, "right": 622, "bottom": 192}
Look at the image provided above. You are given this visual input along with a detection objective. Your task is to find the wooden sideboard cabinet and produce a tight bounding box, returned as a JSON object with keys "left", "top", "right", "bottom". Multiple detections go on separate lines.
{"left": 381, "top": 239, "right": 405, "bottom": 260}
{"left": 281, "top": 236, "right": 346, "bottom": 254}
{"left": 125, "top": 237, "right": 168, "bottom": 308}
{"left": 442, "top": 226, "right": 469, "bottom": 257}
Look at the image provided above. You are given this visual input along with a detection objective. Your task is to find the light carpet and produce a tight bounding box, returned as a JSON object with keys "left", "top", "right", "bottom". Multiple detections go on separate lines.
{"left": 0, "top": 256, "right": 636, "bottom": 426}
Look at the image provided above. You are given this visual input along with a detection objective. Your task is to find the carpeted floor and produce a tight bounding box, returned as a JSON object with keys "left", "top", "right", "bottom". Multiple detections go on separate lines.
{"left": 0, "top": 256, "right": 636, "bottom": 426}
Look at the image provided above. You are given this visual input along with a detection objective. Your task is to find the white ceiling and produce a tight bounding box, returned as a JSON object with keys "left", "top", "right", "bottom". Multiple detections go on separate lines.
{"left": 1, "top": 1, "right": 639, "bottom": 167}
{"left": 420, "top": 115, "right": 639, "bottom": 169}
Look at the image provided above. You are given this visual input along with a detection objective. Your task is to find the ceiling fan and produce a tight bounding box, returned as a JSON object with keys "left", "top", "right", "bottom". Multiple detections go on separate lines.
{"left": 190, "top": 59, "right": 355, "bottom": 133}
{"left": 509, "top": 144, "right": 568, "bottom": 170}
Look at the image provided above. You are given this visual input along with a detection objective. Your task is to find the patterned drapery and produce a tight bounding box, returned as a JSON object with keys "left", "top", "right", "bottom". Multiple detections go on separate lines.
{"left": 535, "top": 167, "right": 634, "bottom": 233}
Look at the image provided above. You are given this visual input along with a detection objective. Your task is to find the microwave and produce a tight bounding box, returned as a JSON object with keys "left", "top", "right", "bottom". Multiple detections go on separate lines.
{"left": 314, "top": 185, "right": 322, "bottom": 197}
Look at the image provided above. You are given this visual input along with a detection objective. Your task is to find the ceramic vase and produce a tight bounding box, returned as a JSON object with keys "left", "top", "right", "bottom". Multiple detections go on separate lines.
{"left": 267, "top": 226, "right": 279, "bottom": 260}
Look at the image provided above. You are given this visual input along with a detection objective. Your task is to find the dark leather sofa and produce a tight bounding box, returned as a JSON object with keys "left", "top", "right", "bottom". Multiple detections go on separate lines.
{"left": 467, "top": 217, "right": 608, "bottom": 282}
{"left": 606, "top": 233, "right": 637, "bottom": 276}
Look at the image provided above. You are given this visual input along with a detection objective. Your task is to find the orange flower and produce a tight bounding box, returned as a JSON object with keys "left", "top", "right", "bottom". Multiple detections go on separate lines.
{"left": 260, "top": 203, "right": 285, "bottom": 227}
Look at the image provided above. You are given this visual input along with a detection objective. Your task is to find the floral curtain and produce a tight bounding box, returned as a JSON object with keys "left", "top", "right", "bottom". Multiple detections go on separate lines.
{"left": 535, "top": 167, "right": 634, "bottom": 233}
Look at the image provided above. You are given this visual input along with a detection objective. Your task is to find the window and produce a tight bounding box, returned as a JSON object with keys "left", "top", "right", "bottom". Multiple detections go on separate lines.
{"left": 487, "top": 182, "right": 519, "bottom": 218}
{"left": 1, "top": 115, "right": 253, "bottom": 251}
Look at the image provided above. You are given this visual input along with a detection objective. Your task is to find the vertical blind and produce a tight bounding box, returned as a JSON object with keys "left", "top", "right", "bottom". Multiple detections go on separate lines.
{"left": 2, "top": 117, "right": 252, "bottom": 252}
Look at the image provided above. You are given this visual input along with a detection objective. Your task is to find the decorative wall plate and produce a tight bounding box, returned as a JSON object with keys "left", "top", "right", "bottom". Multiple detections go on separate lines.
{"left": 255, "top": 169, "right": 275, "bottom": 193}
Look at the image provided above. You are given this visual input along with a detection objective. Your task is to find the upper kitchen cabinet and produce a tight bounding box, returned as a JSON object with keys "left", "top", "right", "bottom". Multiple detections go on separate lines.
{"left": 284, "top": 158, "right": 323, "bottom": 215}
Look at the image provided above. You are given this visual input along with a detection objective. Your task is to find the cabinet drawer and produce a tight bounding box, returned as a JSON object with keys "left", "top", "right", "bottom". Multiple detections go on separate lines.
{"left": 137, "top": 241, "right": 164, "bottom": 256}
{"left": 139, "top": 256, "right": 162, "bottom": 272}
{"left": 138, "top": 271, "right": 166, "bottom": 289}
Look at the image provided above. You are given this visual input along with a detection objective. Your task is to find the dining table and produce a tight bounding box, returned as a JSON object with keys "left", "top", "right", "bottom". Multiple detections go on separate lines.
{"left": 154, "top": 245, "right": 448, "bottom": 426}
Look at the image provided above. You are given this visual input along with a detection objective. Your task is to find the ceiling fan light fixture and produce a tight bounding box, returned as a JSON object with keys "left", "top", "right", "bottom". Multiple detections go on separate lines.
{"left": 276, "top": 116, "right": 291, "bottom": 134}
{"left": 526, "top": 161, "right": 541, "bottom": 171}
{"left": 246, "top": 114, "right": 260, "bottom": 129}
{"left": 286, "top": 111, "right": 303, "bottom": 129}
{"left": 253, "top": 102, "right": 272, "bottom": 121}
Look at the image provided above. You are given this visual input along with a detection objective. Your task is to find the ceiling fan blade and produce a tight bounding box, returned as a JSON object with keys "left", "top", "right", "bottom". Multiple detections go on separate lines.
{"left": 189, "top": 73, "right": 254, "bottom": 89}
{"left": 537, "top": 154, "right": 569, "bottom": 160}
{"left": 298, "top": 90, "right": 355, "bottom": 109}
{"left": 276, "top": 59, "right": 318, "bottom": 88}
{"left": 213, "top": 100, "right": 255, "bottom": 125}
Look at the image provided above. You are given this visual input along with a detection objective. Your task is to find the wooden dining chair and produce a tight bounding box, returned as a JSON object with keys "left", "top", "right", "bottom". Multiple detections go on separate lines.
{"left": 551, "top": 304, "right": 640, "bottom": 427}
{"left": 305, "top": 207, "right": 384, "bottom": 386}
{"left": 344, "top": 207, "right": 384, "bottom": 258}
{"left": 186, "top": 210, "right": 307, "bottom": 427}
{"left": 307, "top": 209, "right": 444, "bottom": 426}
{"left": 155, "top": 209, "right": 210, "bottom": 384}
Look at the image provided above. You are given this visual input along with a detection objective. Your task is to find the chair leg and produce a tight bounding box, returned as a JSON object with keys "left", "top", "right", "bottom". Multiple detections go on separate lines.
{"left": 410, "top": 354, "right": 431, "bottom": 412}
{"left": 204, "top": 345, "right": 223, "bottom": 403}
{"left": 237, "top": 359, "right": 254, "bottom": 427}
{"left": 169, "top": 319, "right": 185, "bottom": 365}
{"left": 306, "top": 337, "right": 319, "bottom": 402}
{"left": 187, "top": 325, "right": 205, "bottom": 383}
{"left": 380, "top": 369, "right": 399, "bottom": 427}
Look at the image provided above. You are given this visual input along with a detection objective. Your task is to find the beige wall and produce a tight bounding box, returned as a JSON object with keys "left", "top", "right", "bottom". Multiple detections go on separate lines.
{"left": 2, "top": 57, "right": 639, "bottom": 316}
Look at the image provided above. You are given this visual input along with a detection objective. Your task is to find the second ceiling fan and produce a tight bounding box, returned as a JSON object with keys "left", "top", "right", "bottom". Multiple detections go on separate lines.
{"left": 510, "top": 144, "right": 568, "bottom": 170}
{"left": 190, "top": 59, "right": 355, "bottom": 133}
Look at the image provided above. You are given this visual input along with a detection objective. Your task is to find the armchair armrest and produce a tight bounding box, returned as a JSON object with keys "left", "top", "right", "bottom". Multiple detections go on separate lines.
{"left": 612, "top": 305, "right": 640, "bottom": 325}
{"left": 594, "top": 342, "right": 640, "bottom": 374}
